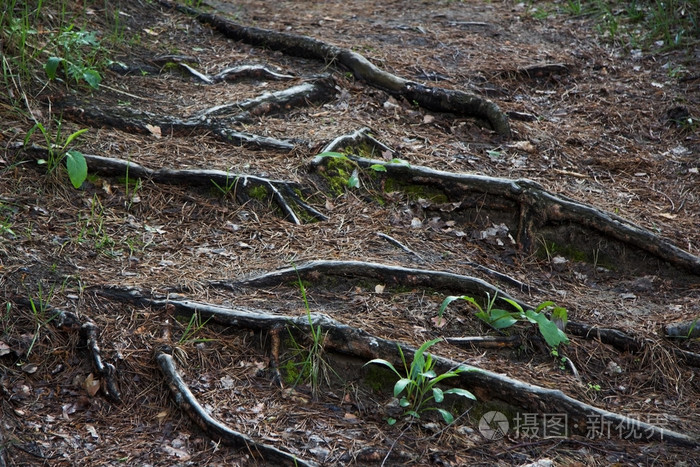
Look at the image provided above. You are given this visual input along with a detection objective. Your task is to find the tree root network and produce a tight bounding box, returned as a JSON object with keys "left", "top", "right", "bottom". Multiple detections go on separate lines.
{"left": 94, "top": 283, "right": 699, "bottom": 451}
{"left": 157, "top": 0, "right": 512, "bottom": 137}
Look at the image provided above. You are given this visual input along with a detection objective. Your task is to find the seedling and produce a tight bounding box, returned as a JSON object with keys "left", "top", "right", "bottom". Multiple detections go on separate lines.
{"left": 365, "top": 338, "right": 476, "bottom": 425}
{"left": 439, "top": 293, "right": 569, "bottom": 349}
{"left": 25, "top": 283, "right": 60, "bottom": 360}
{"left": 211, "top": 172, "right": 238, "bottom": 197}
{"left": 282, "top": 270, "right": 336, "bottom": 399}
{"left": 178, "top": 311, "right": 212, "bottom": 345}
{"left": 45, "top": 28, "right": 103, "bottom": 89}
{"left": 24, "top": 119, "right": 88, "bottom": 189}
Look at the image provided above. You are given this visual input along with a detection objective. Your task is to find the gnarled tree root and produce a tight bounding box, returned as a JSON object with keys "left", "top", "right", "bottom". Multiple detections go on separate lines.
{"left": 195, "top": 76, "right": 336, "bottom": 122}
{"left": 96, "top": 285, "right": 698, "bottom": 447}
{"left": 311, "top": 128, "right": 700, "bottom": 278}
{"left": 157, "top": 0, "right": 511, "bottom": 137}
{"left": 110, "top": 60, "right": 296, "bottom": 83}
{"left": 79, "top": 322, "right": 121, "bottom": 403}
{"left": 155, "top": 347, "right": 319, "bottom": 467}
{"left": 212, "top": 259, "right": 526, "bottom": 308}
{"left": 50, "top": 76, "right": 336, "bottom": 148}
{"left": 49, "top": 97, "right": 298, "bottom": 151}
{"left": 13, "top": 143, "right": 326, "bottom": 224}
{"left": 51, "top": 309, "right": 121, "bottom": 402}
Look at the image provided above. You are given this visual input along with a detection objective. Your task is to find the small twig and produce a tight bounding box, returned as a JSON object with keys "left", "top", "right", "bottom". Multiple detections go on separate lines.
{"left": 376, "top": 232, "right": 424, "bottom": 261}
{"left": 381, "top": 421, "right": 413, "bottom": 467}
{"left": 445, "top": 335, "right": 522, "bottom": 349}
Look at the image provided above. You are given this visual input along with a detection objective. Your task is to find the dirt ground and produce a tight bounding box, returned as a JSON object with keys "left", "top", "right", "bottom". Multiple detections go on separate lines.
{"left": 1, "top": 0, "right": 699, "bottom": 465}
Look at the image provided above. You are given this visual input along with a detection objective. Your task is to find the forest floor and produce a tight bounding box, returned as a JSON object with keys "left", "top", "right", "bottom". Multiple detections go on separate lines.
{"left": 1, "top": 0, "right": 699, "bottom": 465}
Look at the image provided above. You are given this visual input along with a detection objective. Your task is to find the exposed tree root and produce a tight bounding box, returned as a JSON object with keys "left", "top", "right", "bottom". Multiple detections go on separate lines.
{"left": 110, "top": 59, "right": 295, "bottom": 83}
{"left": 376, "top": 232, "right": 425, "bottom": 262}
{"left": 13, "top": 143, "right": 326, "bottom": 224}
{"left": 213, "top": 259, "right": 698, "bottom": 367}
{"left": 155, "top": 347, "right": 319, "bottom": 467}
{"left": 195, "top": 76, "right": 336, "bottom": 122}
{"left": 445, "top": 335, "right": 522, "bottom": 349}
{"left": 50, "top": 76, "right": 336, "bottom": 148}
{"left": 51, "top": 310, "right": 121, "bottom": 402}
{"left": 49, "top": 97, "right": 298, "bottom": 151}
{"left": 79, "top": 322, "right": 122, "bottom": 403}
{"left": 95, "top": 285, "right": 698, "bottom": 447}
{"left": 499, "top": 63, "right": 570, "bottom": 80}
{"left": 211, "top": 259, "right": 527, "bottom": 308}
{"left": 157, "top": 0, "right": 512, "bottom": 137}
{"left": 665, "top": 319, "right": 700, "bottom": 339}
{"left": 311, "top": 128, "right": 700, "bottom": 278}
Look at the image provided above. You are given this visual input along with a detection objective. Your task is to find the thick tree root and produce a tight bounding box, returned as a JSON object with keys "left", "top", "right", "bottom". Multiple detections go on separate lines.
{"left": 311, "top": 128, "right": 700, "bottom": 278}
{"left": 13, "top": 143, "right": 326, "bottom": 224}
{"left": 211, "top": 259, "right": 692, "bottom": 363}
{"left": 157, "top": 0, "right": 511, "bottom": 137}
{"left": 155, "top": 347, "right": 318, "bottom": 467}
{"left": 50, "top": 97, "right": 298, "bottom": 151}
{"left": 211, "top": 259, "right": 527, "bottom": 308}
{"left": 96, "top": 285, "right": 698, "bottom": 447}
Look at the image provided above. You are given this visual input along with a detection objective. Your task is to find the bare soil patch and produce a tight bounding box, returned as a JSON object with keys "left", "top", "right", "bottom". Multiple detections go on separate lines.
{"left": 1, "top": 0, "right": 699, "bottom": 465}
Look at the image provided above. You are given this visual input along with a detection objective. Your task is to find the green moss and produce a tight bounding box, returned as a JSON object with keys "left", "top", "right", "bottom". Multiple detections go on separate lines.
{"left": 383, "top": 177, "right": 448, "bottom": 203}
{"left": 344, "top": 141, "right": 379, "bottom": 159}
{"left": 363, "top": 363, "right": 397, "bottom": 393}
{"left": 537, "top": 239, "right": 616, "bottom": 269}
{"left": 319, "top": 156, "right": 357, "bottom": 196}
{"left": 249, "top": 185, "right": 268, "bottom": 200}
{"left": 281, "top": 357, "right": 309, "bottom": 386}
{"left": 537, "top": 241, "right": 587, "bottom": 263}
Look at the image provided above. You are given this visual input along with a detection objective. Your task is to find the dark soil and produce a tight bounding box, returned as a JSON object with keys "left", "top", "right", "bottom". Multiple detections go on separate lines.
{"left": 1, "top": 0, "right": 699, "bottom": 465}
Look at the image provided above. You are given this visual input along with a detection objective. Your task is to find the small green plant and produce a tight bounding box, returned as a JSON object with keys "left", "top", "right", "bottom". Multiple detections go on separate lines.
{"left": 439, "top": 294, "right": 569, "bottom": 349}
{"left": 281, "top": 270, "right": 335, "bottom": 398}
{"left": 45, "top": 27, "right": 103, "bottom": 89}
{"left": 365, "top": 338, "right": 476, "bottom": 425}
{"left": 438, "top": 292, "right": 516, "bottom": 329}
{"left": 178, "top": 311, "right": 212, "bottom": 345}
{"left": 317, "top": 152, "right": 410, "bottom": 192}
{"left": 687, "top": 318, "right": 698, "bottom": 339}
{"left": 551, "top": 348, "right": 569, "bottom": 370}
{"left": 0, "top": 213, "right": 15, "bottom": 237}
{"left": 75, "top": 195, "right": 117, "bottom": 255}
{"left": 563, "top": 0, "right": 584, "bottom": 15}
{"left": 123, "top": 159, "right": 142, "bottom": 210}
{"left": 587, "top": 382, "right": 601, "bottom": 392}
{"left": 25, "top": 283, "right": 59, "bottom": 360}
{"left": 24, "top": 119, "right": 88, "bottom": 188}
{"left": 211, "top": 172, "right": 238, "bottom": 197}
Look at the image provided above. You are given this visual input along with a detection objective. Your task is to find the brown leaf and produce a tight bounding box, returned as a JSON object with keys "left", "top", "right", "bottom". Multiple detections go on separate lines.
{"left": 431, "top": 316, "right": 448, "bottom": 328}
{"left": 85, "top": 373, "right": 101, "bottom": 397}
{"left": 145, "top": 124, "right": 162, "bottom": 139}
